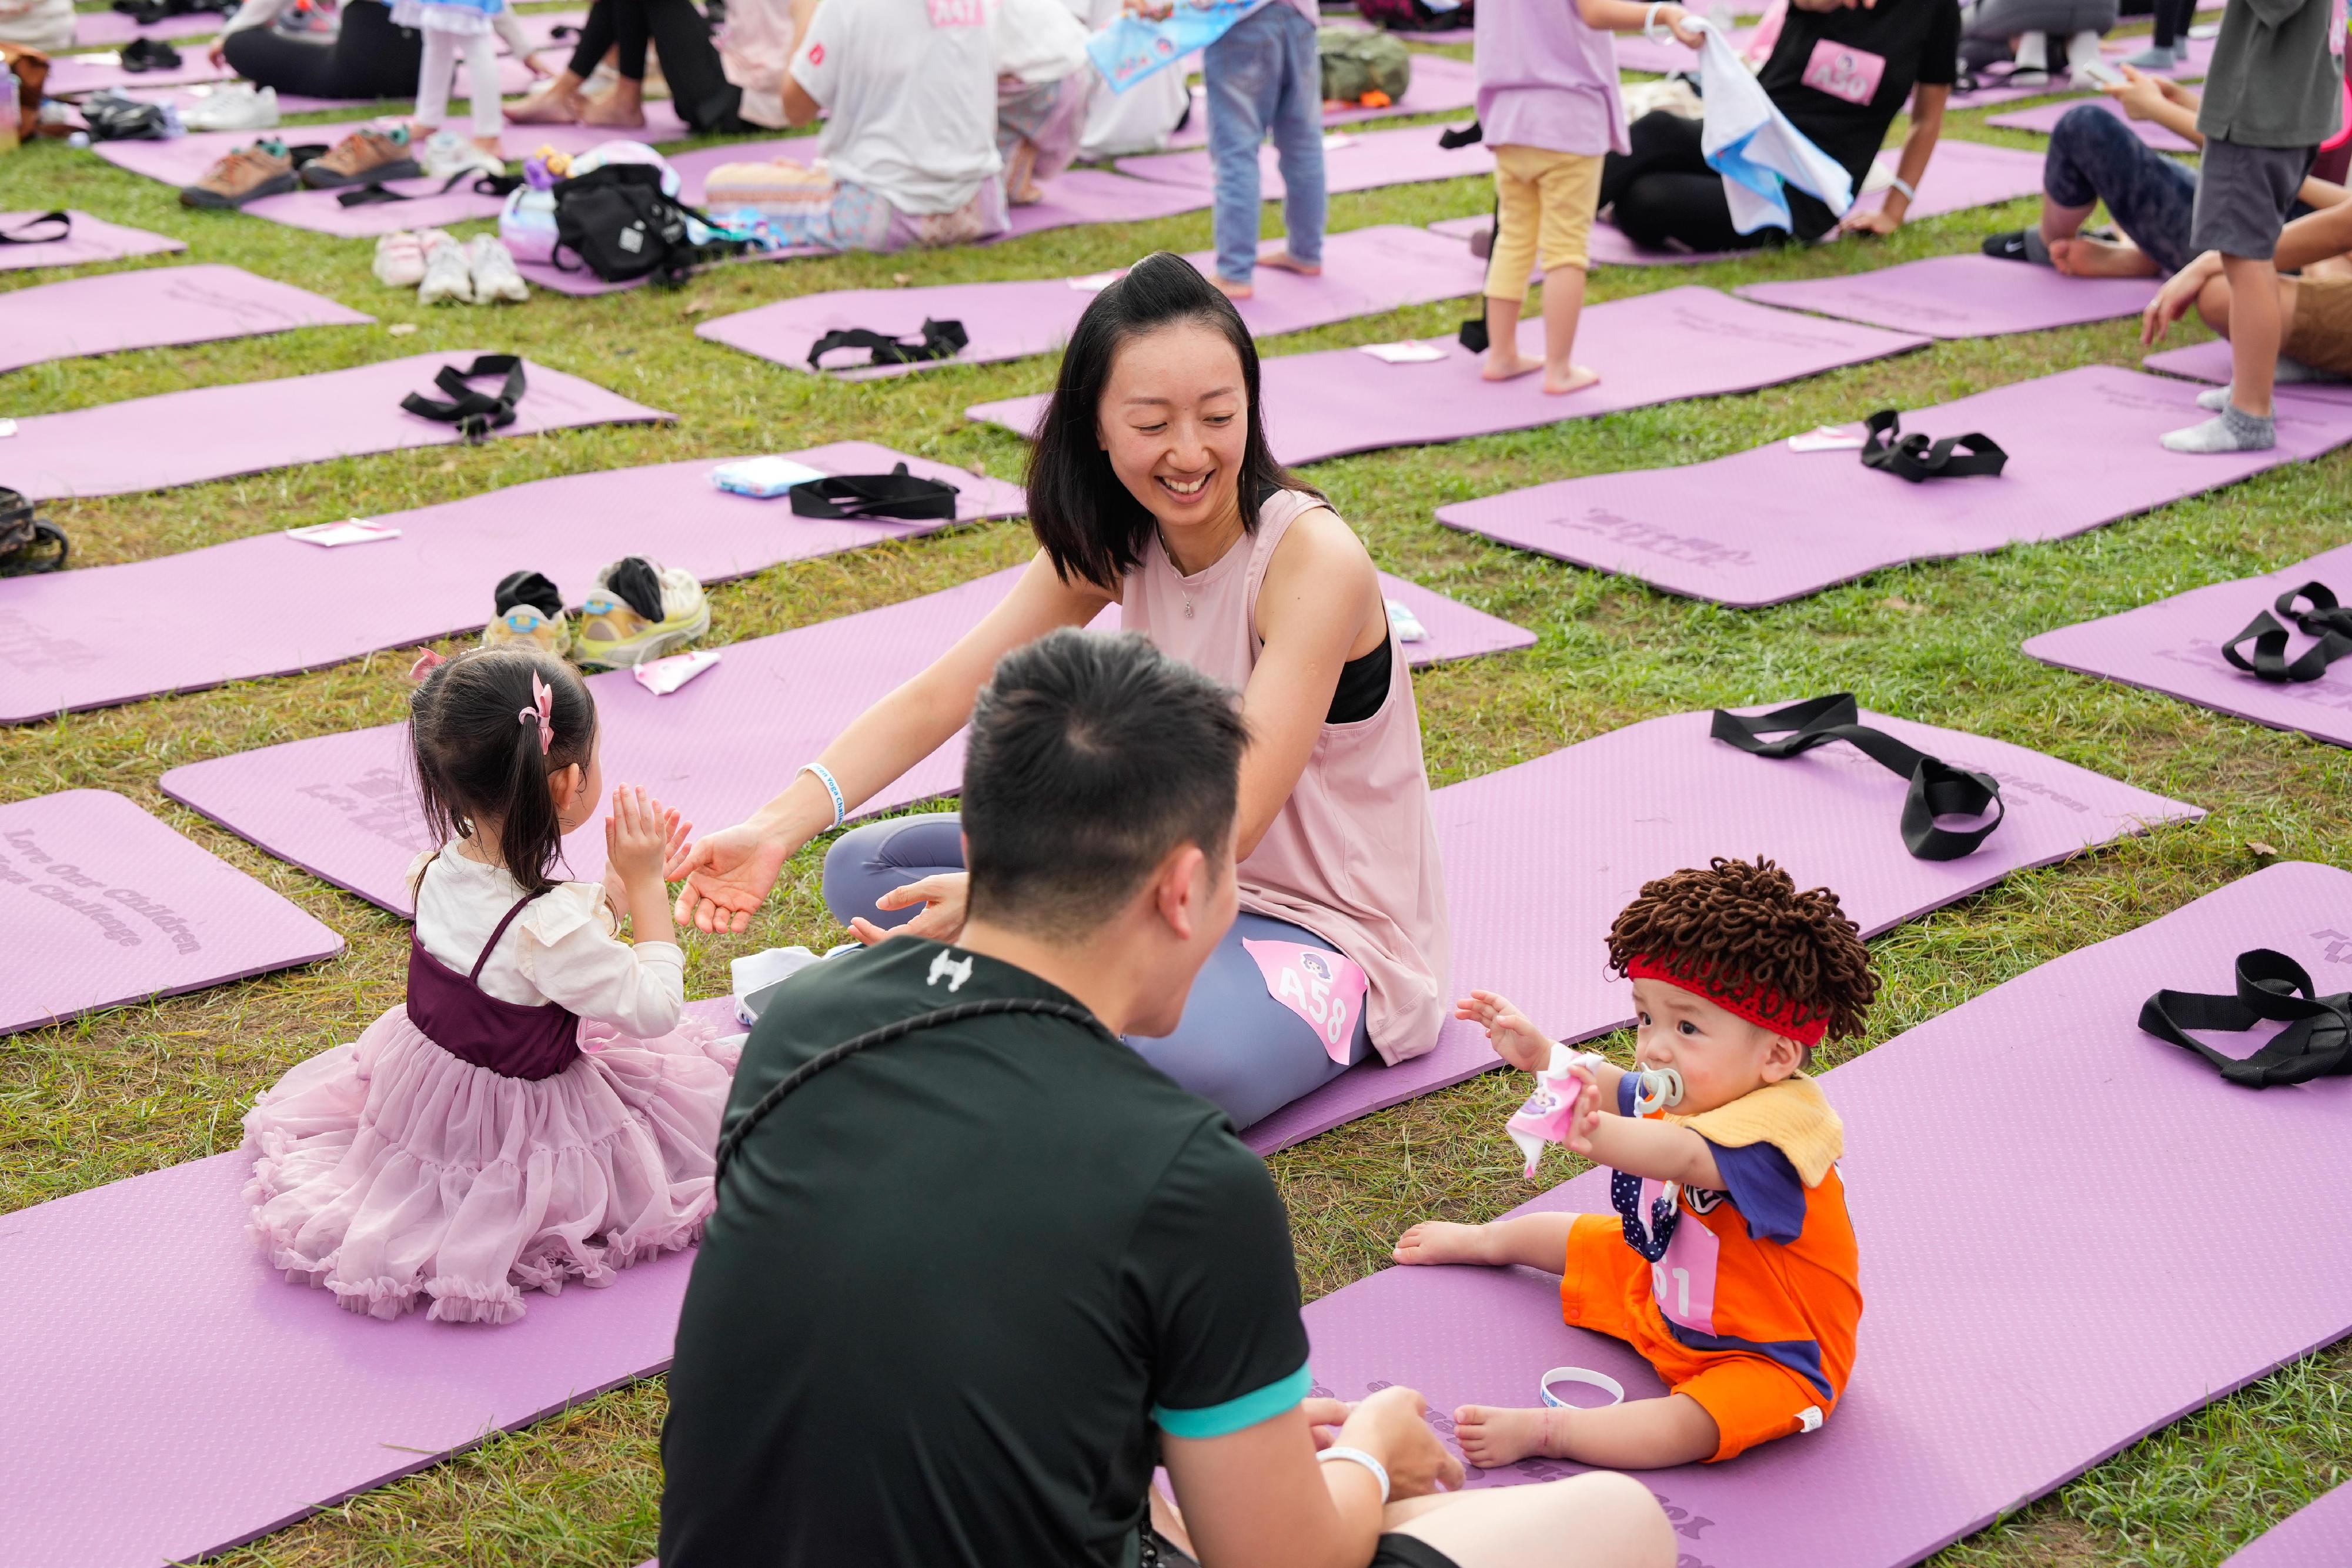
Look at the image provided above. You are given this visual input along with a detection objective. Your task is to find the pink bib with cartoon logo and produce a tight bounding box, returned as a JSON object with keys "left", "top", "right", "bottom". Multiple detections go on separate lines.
{"left": 1800, "top": 39, "right": 1885, "bottom": 106}
{"left": 1644, "top": 1178, "right": 1722, "bottom": 1336}
{"left": 1242, "top": 938, "right": 1368, "bottom": 1064}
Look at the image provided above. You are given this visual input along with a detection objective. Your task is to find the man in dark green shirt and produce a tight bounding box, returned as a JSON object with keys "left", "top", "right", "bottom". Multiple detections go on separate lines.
{"left": 659, "top": 628, "right": 1672, "bottom": 1568}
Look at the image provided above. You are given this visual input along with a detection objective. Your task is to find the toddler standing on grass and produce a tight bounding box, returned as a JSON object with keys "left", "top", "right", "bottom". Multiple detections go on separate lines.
{"left": 1474, "top": 0, "right": 1702, "bottom": 392}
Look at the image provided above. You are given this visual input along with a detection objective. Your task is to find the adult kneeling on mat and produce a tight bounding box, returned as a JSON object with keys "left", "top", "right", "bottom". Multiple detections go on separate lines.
{"left": 670, "top": 252, "right": 1452, "bottom": 1133}
{"left": 658, "top": 628, "right": 1678, "bottom": 1568}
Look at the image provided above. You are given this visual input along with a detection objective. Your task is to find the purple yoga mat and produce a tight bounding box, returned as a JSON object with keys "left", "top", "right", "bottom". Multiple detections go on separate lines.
{"left": 2022, "top": 540, "right": 2352, "bottom": 748}
{"left": 1735, "top": 253, "right": 2159, "bottom": 337}
{"left": 2225, "top": 1485, "right": 2352, "bottom": 1568}
{"left": 0, "top": 208, "right": 184, "bottom": 271}
{"left": 697, "top": 225, "right": 1485, "bottom": 379}
{"left": 2146, "top": 339, "right": 2352, "bottom": 406}
{"left": 0, "top": 263, "right": 372, "bottom": 376}
{"left": 46, "top": 46, "right": 236, "bottom": 95}
{"left": 4, "top": 351, "right": 670, "bottom": 502}
{"left": 0, "top": 444, "right": 1023, "bottom": 724}
{"left": 1242, "top": 702, "right": 2199, "bottom": 1152}
{"left": 4, "top": 994, "right": 734, "bottom": 1568}
{"left": 1114, "top": 122, "right": 1494, "bottom": 196}
{"left": 1297, "top": 861, "right": 2347, "bottom": 1568}
{"left": 1985, "top": 93, "right": 2199, "bottom": 152}
{"left": 71, "top": 7, "right": 228, "bottom": 44}
{"left": 1436, "top": 367, "right": 2352, "bottom": 609}
{"left": 969, "top": 286, "right": 1927, "bottom": 466}
{"left": 1166, "top": 52, "right": 1479, "bottom": 148}
{"left": 96, "top": 48, "right": 540, "bottom": 102}
{"left": 0, "top": 789, "right": 344, "bottom": 1038}
{"left": 159, "top": 570, "right": 1531, "bottom": 915}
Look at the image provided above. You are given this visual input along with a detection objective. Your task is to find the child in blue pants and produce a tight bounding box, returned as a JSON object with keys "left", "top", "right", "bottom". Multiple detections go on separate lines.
{"left": 1202, "top": 0, "right": 1326, "bottom": 297}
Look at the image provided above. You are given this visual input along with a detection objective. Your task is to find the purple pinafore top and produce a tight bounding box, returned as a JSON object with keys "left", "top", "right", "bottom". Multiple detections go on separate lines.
{"left": 406, "top": 864, "right": 581, "bottom": 1081}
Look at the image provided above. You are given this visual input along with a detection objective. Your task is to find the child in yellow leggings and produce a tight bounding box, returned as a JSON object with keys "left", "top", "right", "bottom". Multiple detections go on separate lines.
{"left": 1476, "top": 0, "right": 1701, "bottom": 392}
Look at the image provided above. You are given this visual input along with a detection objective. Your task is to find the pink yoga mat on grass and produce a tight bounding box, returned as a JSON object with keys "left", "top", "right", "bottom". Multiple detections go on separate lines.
{"left": 46, "top": 45, "right": 237, "bottom": 94}
{"left": 2022, "top": 540, "right": 2352, "bottom": 748}
{"left": 969, "top": 286, "right": 1929, "bottom": 466}
{"left": 696, "top": 225, "right": 1485, "bottom": 379}
{"left": 1735, "top": 253, "right": 2159, "bottom": 337}
{"left": 0, "top": 789, "right": 344, "bottom": 1037}
{"left": 4, "top": 350, "right": 670, "bottom": 502}
{"left": 2146, "top": 339, "right": 2352, "bottom": 404}
{"left": 0, "top": 263, "right": 372, "bottom": 375}
{"left": 1114, "top": 122, "right": 1494, "bottom": 195}
{"left": 1434, "top": 367, "right": 2352, "bottom": 609}
{"left": 1986, "top": 93, "right": 2199, "bottom": 152}
{"left": 0, "top": 444, "right": 1024, "bottom": 724}
{"left": 158, "top": 570, "right": 1532, "bottom": 915}
{"left": 2225, "top": 1485, "right": 2352, "bottom": 1567}
{"left": 1242, "top": 701, "right": 2199, "bottom": 1152}
{"left": 71, "top": 7, "right": 229, "bottom": 44}
{"left": 95, "top": 106, "right": 689, "bottom": 188}
{"left": 1297, "top": 860, "right": 2346, "bottom": 1568}
{"left": 0, "top": 208, "right": 184, "bottom": 270}
{"left": 1166, "top": 52, "right": 1479, "bottom": 148}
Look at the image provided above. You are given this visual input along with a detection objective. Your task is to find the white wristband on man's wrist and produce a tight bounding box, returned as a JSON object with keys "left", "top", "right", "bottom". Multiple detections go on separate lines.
{"left": 1887, "top": 174, "right": 1916, "bottom": 202}
{"left": 1318, "top": 1446, "right": 1392, "bottom": 1505}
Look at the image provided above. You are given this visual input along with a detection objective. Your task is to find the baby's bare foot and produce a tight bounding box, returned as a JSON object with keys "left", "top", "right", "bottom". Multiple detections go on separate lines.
{"left": 1260, "top": 250, "right": 1322, "bottom": 276}
{"left": 1393, "top": 1221, "right": 1491, "bottom": 1265}
{"left": 1544, "top": 364, "right": 1602, "bottom": 396}
{"left": 1483, "top": 350, "right": 1539, "bottom": 383}
{"left": 1453, "top": 1405, "right": 1558, "bottom": 1468}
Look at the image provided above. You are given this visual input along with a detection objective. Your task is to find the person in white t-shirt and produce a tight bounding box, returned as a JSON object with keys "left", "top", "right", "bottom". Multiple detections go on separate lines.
{"left": 774, "top": 0, "right": 1010, "bottom": 250}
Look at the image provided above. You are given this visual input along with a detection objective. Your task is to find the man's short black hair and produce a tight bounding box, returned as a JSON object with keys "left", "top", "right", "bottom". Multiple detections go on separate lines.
{"left": 963, "top": 629, "right": 1248, "bottom": 940}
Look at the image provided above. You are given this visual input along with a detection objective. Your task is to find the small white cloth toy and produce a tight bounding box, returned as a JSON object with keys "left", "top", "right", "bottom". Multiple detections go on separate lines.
{"left": 1504, "top": 1044, "right": 1685, "bottom": 1178}
{"left": 1683, "top": 18, "right": 1855, "bottom": 235}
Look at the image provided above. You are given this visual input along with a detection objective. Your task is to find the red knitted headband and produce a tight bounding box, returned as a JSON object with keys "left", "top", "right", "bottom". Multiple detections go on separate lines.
{"left": 1625, "top": 955, "right": 1828, "bottom": 1047}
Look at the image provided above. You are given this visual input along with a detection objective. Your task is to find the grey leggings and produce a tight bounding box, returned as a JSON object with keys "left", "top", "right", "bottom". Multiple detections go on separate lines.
{"left": 823, "top": 813, "right": 1372, "bottom": 1131}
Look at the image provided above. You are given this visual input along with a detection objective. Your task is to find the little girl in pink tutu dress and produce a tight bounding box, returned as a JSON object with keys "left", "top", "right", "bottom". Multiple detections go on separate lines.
{"left": 242, "top": 646, "right": 740, "bottom": 1325}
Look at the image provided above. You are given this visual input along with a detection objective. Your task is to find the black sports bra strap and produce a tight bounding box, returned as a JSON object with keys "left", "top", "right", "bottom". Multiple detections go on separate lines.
{"left": 1710, "top": 694, "right": 2004, "bottom": 861}
{"left": 2138, "top": 949, "right": 2352, "bottom": 1088}
{"left": 470, "top": 890, "right": 550, "bottom": 985}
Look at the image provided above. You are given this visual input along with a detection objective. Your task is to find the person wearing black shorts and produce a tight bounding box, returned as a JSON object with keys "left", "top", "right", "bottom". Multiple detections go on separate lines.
{"left": 657, "top": 629, "right": 1676, "bottom": 1568}
{"left": 211, "top": 0, "right": 425, "bottom": 102}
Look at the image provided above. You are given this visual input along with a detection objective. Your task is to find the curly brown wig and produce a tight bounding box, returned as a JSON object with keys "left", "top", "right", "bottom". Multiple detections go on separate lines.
{"left": 1605, "top": 857, "right": 1879, "bottom": 1044}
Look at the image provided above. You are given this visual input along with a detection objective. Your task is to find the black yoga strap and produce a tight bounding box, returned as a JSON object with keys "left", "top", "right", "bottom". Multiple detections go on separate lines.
{"left": 713, "top": 997, "right": 1110, "bottom": 1188}
{"left": 400, "top": 355, "right": 527, "bottom": 442}
{"left": 788, "top": 462, "right": 961, "bottom": 521}
{"left": 1438, "top": 119, "right": 1483, "bottom": 149}
{"left": 2139, "top": 950, "right": 2352, "bottom": 1088}
{"left": 0, "top": 211, "right": 70, "bottom": 246}
{"left": 807, "top": 317, "right": 968, "bottom": 370}
{"left": 1860, "top": 409, "right": 2010, "bottom": 484}
{"left": 338, "top": 169, "right": 524, "bottom": 208}
{"left": 2221, "top": 580, "right": 2352, "bottom": 684}
{"left": 1710, "top": 693, "right": 2004, "bottom": 861}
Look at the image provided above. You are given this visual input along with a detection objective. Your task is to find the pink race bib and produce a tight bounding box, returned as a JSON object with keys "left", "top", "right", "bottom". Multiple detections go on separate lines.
{"left": 1242, "top": 939, "right": 1368, "bottom": 1064}
{"left": 924, "top": 0, "right": 986, "bottom": 25}
{"left": 1800, "top": 39, "right": 1886, "bottom": 106}
{"left": 1646, "top": 1181, "right": 1720, "bottom": 1336}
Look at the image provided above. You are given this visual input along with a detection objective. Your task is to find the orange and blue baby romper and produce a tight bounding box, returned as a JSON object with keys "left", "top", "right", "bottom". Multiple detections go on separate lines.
{"left": 1561, "top": 1075, "right": 1861, "bottom": 1461}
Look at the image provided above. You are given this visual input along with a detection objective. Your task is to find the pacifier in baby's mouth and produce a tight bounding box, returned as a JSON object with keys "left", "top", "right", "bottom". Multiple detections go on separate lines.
{"left": 1626, "top": 1064, "right": 1685, "bottom": 1115}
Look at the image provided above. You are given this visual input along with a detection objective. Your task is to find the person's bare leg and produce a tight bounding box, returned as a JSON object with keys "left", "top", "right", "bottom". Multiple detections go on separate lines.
{"left": 1538, "top": 262, "right": 1599, "bottom": 394}
{"left": 1387, "top": 1472, "right": 1678, "bottom": 1568}
{"left": 1005, "top": 139, "right": 1043, "bottom": 206}
{"left": 1452, "top": 1393, "right": 1720, "bottom": 1470}
{"left": 1482, "top": 295, "right": 1539, "bottom": 382}
{"left": 1394, "top": 1211, "right": 1579, "bottom": 1270}
{"left": 2193, "top": 270, "right": 2235, "bottom": 338}
{"left": 582, "top": 73, "right": 647, "bottom": 126}
{"left": 509, "top": 66, "right": 591, "bottom": 123}
{"left": 2224, "top": 252, "right": 2281, "bottom": 416}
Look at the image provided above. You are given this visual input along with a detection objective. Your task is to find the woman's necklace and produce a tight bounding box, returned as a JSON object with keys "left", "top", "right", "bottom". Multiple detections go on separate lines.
{"left": 1159, "top": 519, "right": 1243, "bottom": 618}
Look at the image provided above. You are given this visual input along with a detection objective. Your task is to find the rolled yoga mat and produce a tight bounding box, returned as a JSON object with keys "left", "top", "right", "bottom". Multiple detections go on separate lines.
{"left": 158, "top": 569, "right": 1534, "bottom": 916}
{"left": 1167, "top": 51, "right": 1480, "bottom": 148}
{"left": 0, "top": 209, "right": 185, "bottom": 272}
{"left": 0, "top": 444, "right": 1026, "bottom": 724}
{"left": 1113, "top": 121, "right": 1494, "bottom": 195}
{"left": 2146, "top": 339, "right": 2352, "bottom": 406}
{"left": 0, "top": 789, "right": 344, "bottom": 1038}
{"left": 696, "top": 225, "right": 1488, "bottom": 380}
{"left": 1432, "top": 366, "right": 2352, "bottom": 609}
{"left": 968, "top": 286, "right": 1930, "bottom": 466}
{"left": 0, "top": 263, "right": 373, "bottom": 376}
{"left": 2224, "top": 1484, "right": 2352, "bottom": 1567}
{"left": 1242, "top": 700, "right": 2199, "bottom": 1154}
{"left": 1295, "top": 860, "right": 2352, "bottom": 1568}
{"left": 2, "top": 351, "right": 672, "bottom": 502}
{"left": 1733, "top": 252, "right": 2160, "bottom": 337}
{"left": 2022, "top": 540, "right": 2352, "bottom": 748}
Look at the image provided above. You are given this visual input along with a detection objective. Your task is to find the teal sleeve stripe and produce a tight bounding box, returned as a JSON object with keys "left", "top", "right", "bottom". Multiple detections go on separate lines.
{"left": 1153, "top": 1363, "right": 1314, "bottom": 1440}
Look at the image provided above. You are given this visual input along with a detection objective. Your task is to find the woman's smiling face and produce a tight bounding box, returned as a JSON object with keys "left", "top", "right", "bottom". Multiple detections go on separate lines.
{"left": 1096, "top": 320, "right": 1250, "bottom": 546}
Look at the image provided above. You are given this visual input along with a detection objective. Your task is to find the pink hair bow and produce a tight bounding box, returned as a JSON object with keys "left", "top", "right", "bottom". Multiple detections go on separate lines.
{"left": 407, "top": 648, "right": 447, "bottom": 681}
{"left": 519, "top": 672, "right": 554, "bottom": 754}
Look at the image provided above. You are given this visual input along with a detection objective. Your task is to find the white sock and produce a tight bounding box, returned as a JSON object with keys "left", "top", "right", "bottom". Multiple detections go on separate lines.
{"left": 2196, "top": 383, "right": 2231, "bottom": 411}
{"left": 2014, "top": 31, "right": 2049, "bottom": 71}
{"left": 2064, "top": 29, "right": 2102, "bottom": 69}
{"left": 2160, "top": 404, "right": 2276, "bottom": 453}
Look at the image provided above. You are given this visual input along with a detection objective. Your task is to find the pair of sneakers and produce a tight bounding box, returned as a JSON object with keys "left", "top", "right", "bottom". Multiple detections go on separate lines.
{"left": 480, "top": 560, "right": 710, "bottom": 670}
{"left": 375, "top": 230, "right": 529, "bottom": 304}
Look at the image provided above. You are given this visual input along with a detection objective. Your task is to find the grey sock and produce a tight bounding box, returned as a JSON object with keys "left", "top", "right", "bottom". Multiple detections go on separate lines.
{"left": 2023, "top": 228, "right": 2053, "bottom": 266}
{"left": 2196, "top": 383, "right": 2232, "bottom": 411}
{"left": 2160, "top": 404, "right": 2277, "bottom": 453}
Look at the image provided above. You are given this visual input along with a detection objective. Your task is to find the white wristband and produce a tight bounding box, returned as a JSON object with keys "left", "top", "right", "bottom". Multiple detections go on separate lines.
{"left": 1642, "top": 1, "right": 1669, "bottom": 39}
{"left": 799, "top": 762, "right": 846, "bottom": 829}
{"left": 1887, "top": 174, "right": 1916, "bottom": 202}
{"left": 1318, "top": 1446, "right": 1391, "bottom": 1505}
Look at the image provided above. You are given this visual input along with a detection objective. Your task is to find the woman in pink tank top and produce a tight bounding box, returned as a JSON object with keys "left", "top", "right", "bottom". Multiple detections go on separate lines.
{"left": 673, "top": 253, "right": 1451, "bottom": 1131}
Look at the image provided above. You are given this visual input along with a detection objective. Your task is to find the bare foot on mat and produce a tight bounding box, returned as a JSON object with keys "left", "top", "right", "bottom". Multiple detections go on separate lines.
{"left": 1393, "top": 1220, "right": 1493, "bottom": 1265}
{"left": 1482, "top": 349, "right": 1541, "bottom": 382}
{"left": 1259, "top": 250, "right": 1322, "bottom": 277}
{"left": 1452, "top": 1405, "right": 1556, "bottom": 1469}
{"left": 2051, "top": 234, "right": 2157, "bottom": 278}
{"left": 1544, "top": 365, "right": 1602, "bottom": 395}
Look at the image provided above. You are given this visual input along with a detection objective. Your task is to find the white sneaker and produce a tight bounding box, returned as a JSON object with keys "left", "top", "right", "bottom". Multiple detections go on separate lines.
{"left": 467, "top": 233, "right": 529, "bottom": 303}
{"left": 417, "top": 232, "right": 475, "bottom": 305}
{"left": 182, "top": 83, "right": 279, "bottom": 133}
{"left": 419, "top": 128, "right": 506, "bottom": 180}
{"left": 372, "top": 228, "right": 429, "bottom": 288}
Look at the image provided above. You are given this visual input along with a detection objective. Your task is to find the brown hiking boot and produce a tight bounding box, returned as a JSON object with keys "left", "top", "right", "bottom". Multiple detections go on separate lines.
{"left": 179, "top": 139, "right": 297, "bottom": 209}
{"left": 298, "top": 126, "right": 422, "bottom": 189}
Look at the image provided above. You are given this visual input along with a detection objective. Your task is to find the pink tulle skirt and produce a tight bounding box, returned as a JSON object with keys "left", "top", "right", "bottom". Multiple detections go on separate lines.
{"left": 242, "top": 1006, "right": 741, "bottom": 1325}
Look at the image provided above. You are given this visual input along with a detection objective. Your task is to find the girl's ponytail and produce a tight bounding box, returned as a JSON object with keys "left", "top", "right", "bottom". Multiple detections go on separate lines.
{"left": 410, "top": 647, "right": 597, "bottom": 894}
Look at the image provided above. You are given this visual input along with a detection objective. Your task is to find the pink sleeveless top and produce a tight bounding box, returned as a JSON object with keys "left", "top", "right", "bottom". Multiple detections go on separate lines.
{"left": 1121, "top": 492, "right": 1452, "bottom": 1065}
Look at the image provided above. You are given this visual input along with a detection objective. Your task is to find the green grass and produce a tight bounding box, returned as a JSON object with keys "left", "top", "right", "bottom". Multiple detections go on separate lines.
{"left": 4, "top": 71, "right": 2348, "bottom": 1567}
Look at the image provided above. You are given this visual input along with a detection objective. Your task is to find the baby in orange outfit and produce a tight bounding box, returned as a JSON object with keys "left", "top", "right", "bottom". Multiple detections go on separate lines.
{"left": 1395, "top": 857, "right": 1873, "bottom": 1469}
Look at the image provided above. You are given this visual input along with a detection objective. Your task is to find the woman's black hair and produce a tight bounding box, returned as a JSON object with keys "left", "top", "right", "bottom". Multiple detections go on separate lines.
{"left": 408, "top": 646, "right": 597, "bottom": 897}
{"left": 1025, "top": 252, "right": 1319, "bottom": 590}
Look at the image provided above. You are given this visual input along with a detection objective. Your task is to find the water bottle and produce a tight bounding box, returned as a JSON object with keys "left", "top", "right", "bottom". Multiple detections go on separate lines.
{"left": 0, "top": 72, "right": 20, "bottom": 155}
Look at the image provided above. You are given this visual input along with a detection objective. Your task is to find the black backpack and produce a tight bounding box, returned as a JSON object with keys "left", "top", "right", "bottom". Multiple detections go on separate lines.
{"left": 550, "top": 162, "right": 699, "bottom": 286}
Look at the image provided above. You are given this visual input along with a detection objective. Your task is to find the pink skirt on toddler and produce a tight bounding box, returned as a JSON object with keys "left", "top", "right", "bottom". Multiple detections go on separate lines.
{"left": 242, "top": 1006, "right": 741, "bottom": 1325}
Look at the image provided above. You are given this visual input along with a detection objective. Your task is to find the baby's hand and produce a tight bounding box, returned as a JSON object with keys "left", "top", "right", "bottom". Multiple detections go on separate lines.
{"left": 1562, "top": 1066, "right": 1604, "bottom": 1155}
{"left": 1654, "top": 3, "right": 1705, "bottom": 45}
{"left": 1455, "top": 989, "right": 1555, "bottom": 1072}
{"left": 605, "top": 786, "right": 685, "bottom": 890}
